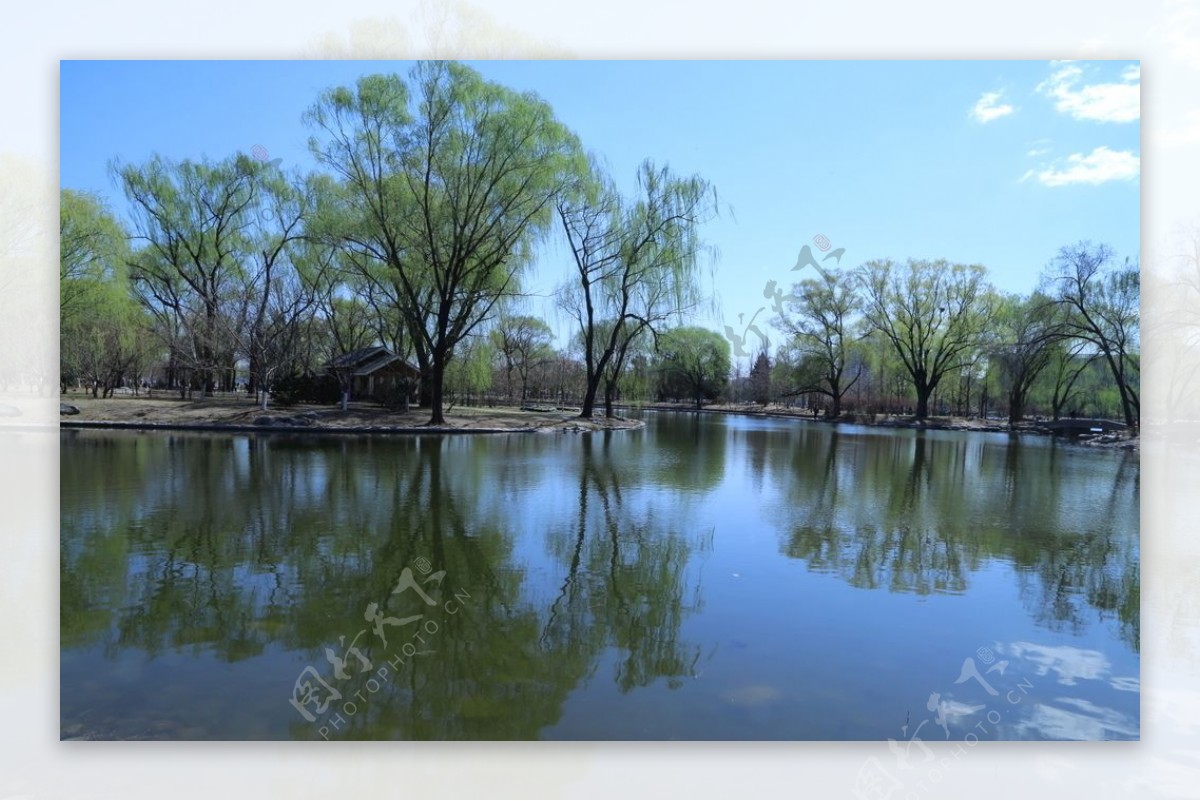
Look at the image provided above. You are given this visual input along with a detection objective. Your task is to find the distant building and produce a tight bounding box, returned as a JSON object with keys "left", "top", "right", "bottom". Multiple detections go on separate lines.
{"left": 327, "top": 346, "right": 421, "bottom": 403}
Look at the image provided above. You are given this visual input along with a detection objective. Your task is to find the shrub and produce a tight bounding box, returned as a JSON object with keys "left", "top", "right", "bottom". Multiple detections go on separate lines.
{"left": 272, "top": 371, "right": 341, "bottom": 406}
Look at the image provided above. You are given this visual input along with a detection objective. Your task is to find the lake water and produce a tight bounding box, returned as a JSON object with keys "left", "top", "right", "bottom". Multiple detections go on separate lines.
{"left": 60, "top": 411, "right": 1140, "bottom": 740}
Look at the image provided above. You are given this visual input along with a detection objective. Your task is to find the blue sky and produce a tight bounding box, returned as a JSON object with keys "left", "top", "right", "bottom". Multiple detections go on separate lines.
{"left": 60, "top": 59, "right": 1140, "bottom": 354}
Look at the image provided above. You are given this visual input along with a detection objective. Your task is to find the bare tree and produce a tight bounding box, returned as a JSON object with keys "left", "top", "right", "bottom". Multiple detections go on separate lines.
{"left": 1045, "top": 242, "right": 1139, "bottom": 428}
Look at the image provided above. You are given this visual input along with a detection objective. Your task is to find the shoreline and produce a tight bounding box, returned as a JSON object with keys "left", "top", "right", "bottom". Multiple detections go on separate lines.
{"left": 57, "top": 396, "right": 645, "bottom": 436}
{"left": 55, "top": 396, "right": 1137, "bottom": 449}
{"left": 619, "top": 402, "right": 1140, "bottom": 450}
{"left": 60, "top": 419, "right": 543, "bottom": 435}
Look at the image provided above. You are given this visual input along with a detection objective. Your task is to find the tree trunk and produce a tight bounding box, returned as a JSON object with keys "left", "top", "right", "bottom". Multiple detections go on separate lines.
{"left": 1008, "top": 388, "right": 1024, "bottom": 427}
{"left": 915, "top": 388, "right": 931, "bottom": 419}
{"left": 601, "top": 372, "right": 618, "bottom": 418}
{"left": 417, "top": 355, "right": 433, "bottom": 408}
{"left": 1117, "top": 379, "right": 1137, "bottom": 429}
{"left": 428, "top": 358, "right": 446, "bottom": 425}
{"left": 1097, "top": 351, "right": 1136, "bottom": 428}
{"left": 580, "top": 373, "right": 601, "bottom": 419}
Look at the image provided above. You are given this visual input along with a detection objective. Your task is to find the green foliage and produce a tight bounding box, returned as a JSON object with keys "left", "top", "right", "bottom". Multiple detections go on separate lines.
{"left": 115, "top": 153, "right": 261, "bottom": 394}
{"left": 773, "top": 267, "right": 863, "bottom": 416}
{"left": 61, "top": 430, "right": 711, "bottom": 736}
{"left": 59, "top": 64, "right": 1138, "bottom": 429}
{"left": 307, "top": 62, "right": 583, "bottom": 423}
{"left": 986, "top": 291, "right": 1062, "bottom": 423}
{"left": 858, "top": 258, "right": 991, "bottom": 418}
{"left": 655, "top": 326, "right": 731, "bottom": 408}
{"left": 444, "top": 334, "right": 495, "bottom": 404}
{"left": 556, "top": 158, "right": 719, "bottom": 417}
{"left": 490, "top": 314, "right": 555, "bottom": 400}
{"left": 60, "top": 275, "right": 150, "bottom": 395}
{"left": 59, "top": 190, "right": 150, "bottom": 394}
{"left": 60, "top": 189, "right": 130, "bottom": 324}
{"left": 1044, "top": 242, "right": 1140, "bottom": 427}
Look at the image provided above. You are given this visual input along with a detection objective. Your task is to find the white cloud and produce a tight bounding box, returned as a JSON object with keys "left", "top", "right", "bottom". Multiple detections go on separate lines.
{"left": 970, "top": 90, "right": 1015, "bottom": 123}
{"left": 1036, "top": 61, "right": 1140, "bottom": 123}
{"left": 1026, "top": 138, "right": 1052, "bottom": 157}
{"left": 1006, "top": 641, "right": 1111, "bottom": 684}
{"left": 1014, "top": 700, "right": 1140, "bottom": 740}
{"left": 1109, "top": 675, "right": 1140, "bottom": 693}
{"left": 1023, "top": 146, "right": 1140, "bottom": 187}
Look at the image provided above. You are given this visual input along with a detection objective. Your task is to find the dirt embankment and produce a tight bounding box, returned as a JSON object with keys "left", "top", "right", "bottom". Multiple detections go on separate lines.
{"left": 58, "top": 395, "right": 644, "bottom": 435}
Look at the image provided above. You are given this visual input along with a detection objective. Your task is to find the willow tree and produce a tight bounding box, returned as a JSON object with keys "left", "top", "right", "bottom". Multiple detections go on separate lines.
{"left": 60, "top": 189, "right": 129, "bottom": 325}
{"left": 306, "top": 63, "right": 582, "bottom": 425}
{"left": 859, "top": 258, "right": 990, "bottom": 419}
{"left": 116, "top": 154, "right": 258, "bottom": 395}
{"left": 227, "top": 164, "right": 318, "bottom": 408}
{"left": 1045, "top": 242, "right": 1140, "bottom": 428}
{"left": 1039, "top": 338, "right": 1096, "bottom": 420}
{"left": 58, "top": 192, "right": 145, "bottom": 395}
{"left": 490, "top": 314, "right": 554, "bottom": 402}
{"left": 305, "top": 240, "right": 380, "bottom": 411}
{"left": 655, "top": 326, "right": 731, "bottom": 409}
{"left": 60, "top": 281, "right": 148, "bottom": 397}
{"left": 989, "top": 291, "right": 1062, "bottom": 425}
{"left": 771, "top": 267, "right": 862, "bottom": 418}
{"left": 557, "top": 159, "right": 718, "bottom": 418}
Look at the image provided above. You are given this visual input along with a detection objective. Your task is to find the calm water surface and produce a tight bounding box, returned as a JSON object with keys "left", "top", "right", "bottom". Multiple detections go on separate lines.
{"left": 60, "top": 411, "right": 1139, "bottom": 740}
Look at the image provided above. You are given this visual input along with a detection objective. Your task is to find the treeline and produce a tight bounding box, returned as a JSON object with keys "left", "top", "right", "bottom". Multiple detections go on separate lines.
{"left": 751, "top": 247, "right": 1140, "bottom": 427}
{"left": 59, "top": 61, "right": 1138, "bottom": 427}
{"left": 60, "top": 62, "right": 721, "bottom": 423}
